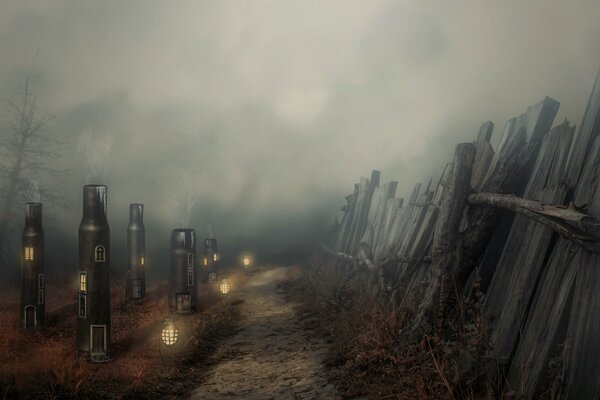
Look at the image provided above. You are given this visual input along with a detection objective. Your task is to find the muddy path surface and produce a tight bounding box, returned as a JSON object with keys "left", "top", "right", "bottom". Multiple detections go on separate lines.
{"left": 189, "top": 266, "right": 341, "bottom": 400}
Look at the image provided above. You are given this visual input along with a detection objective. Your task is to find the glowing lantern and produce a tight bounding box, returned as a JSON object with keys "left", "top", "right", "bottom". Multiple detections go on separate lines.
{"left": 161, "top": 319, "right": 179, "bottom": 346}
{"left": 219, "top": 279, "right": 231, "bottom": 294}
{"left": 242, "top": 255, "right": 251, "bottom": 267}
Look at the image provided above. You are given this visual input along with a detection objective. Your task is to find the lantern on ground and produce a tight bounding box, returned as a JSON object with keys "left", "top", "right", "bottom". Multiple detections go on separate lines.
{"left": 219, "top": 279, "right": 231, "bottom": 294}
{"left": 161, "top": 319, "right": 179, "bottom": 346}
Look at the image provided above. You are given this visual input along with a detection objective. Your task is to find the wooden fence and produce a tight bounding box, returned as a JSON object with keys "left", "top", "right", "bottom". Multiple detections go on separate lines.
{"left": 325, "top": 69, "right": 600, "bottom": 398}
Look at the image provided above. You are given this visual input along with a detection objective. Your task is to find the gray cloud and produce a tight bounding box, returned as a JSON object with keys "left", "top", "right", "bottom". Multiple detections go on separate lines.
{"left": 1, "top": 0, "right": 599, "bottom": 269}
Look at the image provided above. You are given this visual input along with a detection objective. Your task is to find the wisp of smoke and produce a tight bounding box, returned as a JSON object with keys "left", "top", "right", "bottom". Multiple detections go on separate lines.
{"left": 25, "top": 179, "right": 40, "bottom": 203}
{"left": 77, "top": 127, "right": 113, "bottom": 184}
{"left": 158, "top": 169, "right": 205, "bottom": 229}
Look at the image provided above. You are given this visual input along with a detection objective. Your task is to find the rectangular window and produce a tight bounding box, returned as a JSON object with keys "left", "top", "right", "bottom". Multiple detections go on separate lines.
{"left": 187, "top": 269, "right": 194, "bottom": 286}
{"left": 203, "top": 257, "right": 208, "bottom": 266}
{"left": 187, "top": 253, "right": 193, "bottom": 269}
{"left": 79, "top": 294, "right": 86, "bottom": 318}
{"left": 38, "top": 274, "right": 44, "bottom": 289}
{"left": 213, "top": 253, "right": 218, "bottom": 262}
{"left": 176, "top": 293, "right": 191, "bottom": 312}
{"left": 24, "top": 247, "right": 34, "bottom": 260}
{"left": 38, "top": 289, "right": 44, "bottom": 305}
{"left": 79, "top": 272, "right": 87, "bottom": 293}
{"left": 133, "top": 280, "right": 142, "bottom": 298}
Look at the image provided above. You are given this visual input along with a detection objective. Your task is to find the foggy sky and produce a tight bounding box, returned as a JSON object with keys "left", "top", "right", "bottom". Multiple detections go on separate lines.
{"left": 1, "top": 1, "right": 600, "bottom": 271}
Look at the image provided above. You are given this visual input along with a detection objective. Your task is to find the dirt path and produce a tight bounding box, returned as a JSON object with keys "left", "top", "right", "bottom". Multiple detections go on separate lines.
{"left": 189, "top": 267, "right": 341, "bottom": 400}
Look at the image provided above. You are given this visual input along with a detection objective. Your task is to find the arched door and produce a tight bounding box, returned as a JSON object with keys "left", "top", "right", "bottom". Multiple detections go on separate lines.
{"left": 24, "top": 306, "right": 35, "bottom": 329}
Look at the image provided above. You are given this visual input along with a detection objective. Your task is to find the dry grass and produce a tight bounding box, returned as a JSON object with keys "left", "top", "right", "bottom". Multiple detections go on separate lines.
{"left": 286, "top": 257, "right": 504, "bottom": 400}
{"left": 0, "top": 274, "right": 242, "bottom": 400}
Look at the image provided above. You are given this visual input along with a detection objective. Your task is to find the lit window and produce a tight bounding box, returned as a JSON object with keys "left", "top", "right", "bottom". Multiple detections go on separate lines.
{"left": 24, "top": 247, "right": 34, "bottom": 260}
{"left": 203, "top": 257, "right": 208, "bottom": 266}
{"left": 141, "top": 256, "right": 145, "bottom": 266}
{"left": 79, "top": 294, "right": 86, "bottom": 318}
{"left": 79, "top": 272, "right": 87, "bottom": 293}
{"left": 38, "top": 289, "right": 44, "bottom": 305}
{"left": 213, "top": 253, "right": 218, "bottom": 262}
{"left": 95, "top": 245, "right": 106, "bottom": 262}
{"left": 188, "top": 253, "right": 193, "bottom": 269}
{"left": 187, "top": 270, "right": 194, "bottom": 286}
{"left": 38, "top": 274, "right": 44, "bottom": 289}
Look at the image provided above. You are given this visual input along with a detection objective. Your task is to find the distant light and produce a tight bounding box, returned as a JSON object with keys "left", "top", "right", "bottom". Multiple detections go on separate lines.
{"left": 141, "top": 257, "right": 145, "bottom": 266}
{"left": 203, "top": 257, "right": 208, "bottom": 266}
{"left": 213, "top": 253, "right": 218, "bottom": 262}
{"left": 219, "top": 279, "right": 231, "bottom": 294}
{"left": 242, "top": 255, "right": 251, "bottom": 267}
{"left": 161, "top": 319, "right": 179, "bottom": 346}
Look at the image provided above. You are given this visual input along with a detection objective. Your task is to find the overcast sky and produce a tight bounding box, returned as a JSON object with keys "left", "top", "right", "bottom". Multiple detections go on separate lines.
{"left": 1, "top": 0, "right": 600, "bottom": 267}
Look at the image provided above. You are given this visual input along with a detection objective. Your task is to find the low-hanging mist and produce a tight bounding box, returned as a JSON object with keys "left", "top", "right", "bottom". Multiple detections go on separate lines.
{"left": 1, "top": 0, "right": 600, "bottom": 278}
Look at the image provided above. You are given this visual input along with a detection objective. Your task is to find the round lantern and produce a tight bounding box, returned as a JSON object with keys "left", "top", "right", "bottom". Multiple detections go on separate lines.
{"left": 161, "top": 319, "right": 179, "bottom": 346}
{"left": 219, "top": 279, "right": 231, "bottom": 294}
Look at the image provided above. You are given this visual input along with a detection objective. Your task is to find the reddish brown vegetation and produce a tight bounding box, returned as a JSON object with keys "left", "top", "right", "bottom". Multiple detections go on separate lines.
{"left": 285, "top": 259, "right": 504, "bottom": 400}
{"left": 0, "top": 272, "right": 242, "bottom": 399}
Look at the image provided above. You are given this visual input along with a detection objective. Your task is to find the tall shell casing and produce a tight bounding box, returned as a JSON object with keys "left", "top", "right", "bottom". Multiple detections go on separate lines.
{"left": 203, "top": 238, "right": 219, "bottom": 282}
{"left": 76, "top": 185, "right": 111, "bottom": 362}
{"left": 125, "top": 204, "right": 145, "bottom": 303}
{"left": 169, "top": 229, "right": 197, "bottom": 313}
{"left": 20, "top": 203, "right": 44, "bottom": 330}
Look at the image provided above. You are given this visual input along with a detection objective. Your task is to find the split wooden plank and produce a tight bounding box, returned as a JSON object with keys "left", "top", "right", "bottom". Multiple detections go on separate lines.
{"left": 408, "top": 142, "right": 476, "bottom": 332}
{"left": 565, "top": 68, "right": 600, "bottom": 189}
{"left": 476, "top": 120, "right": 575, "bottom": 396}
{"left": 457, "top": 97, "right": 560, "bottom": 290}
{"left": 471, "top": 121, "right": 495, "bottom": 191}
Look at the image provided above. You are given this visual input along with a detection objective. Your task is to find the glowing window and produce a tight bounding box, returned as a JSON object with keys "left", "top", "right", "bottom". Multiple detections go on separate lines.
{"left": 141, "top": 256, "right": 145, "bottom": 266}
{"left": 24, "top": 247, "right": 34, "bottom": 260}
{"left": 213, "top": 253, "right": 218, "bottom": 262}
{"left": 79, "top": 272, "right": 87, "bottom": 293}
{"left": 95, "top": 245, "right": 106, "bottom": 262}
{"left": 203, "top": 257, "right": 208, "bottom": 266}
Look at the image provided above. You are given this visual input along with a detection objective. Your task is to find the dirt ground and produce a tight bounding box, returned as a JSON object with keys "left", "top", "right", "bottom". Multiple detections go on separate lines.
{"left": 189, "top": 266, "right": 341, "bottom": 400}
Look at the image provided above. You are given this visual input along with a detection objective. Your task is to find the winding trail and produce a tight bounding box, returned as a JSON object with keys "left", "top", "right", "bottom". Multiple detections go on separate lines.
{"left": 189, "top": 267, "right": 341, "bottom": 400}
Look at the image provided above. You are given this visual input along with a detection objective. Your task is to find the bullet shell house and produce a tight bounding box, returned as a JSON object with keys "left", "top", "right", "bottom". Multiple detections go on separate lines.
{"left": 77, "top": 185, "right": 111, "bottom": 362}
{"left": 203, "top": 238, "right": 219, "bottom": 282}
{"left": 169, "top": 229, "right": 197, "bottom": 313}
{"left": 125, "top": 203, "right": 145, "bottom": 304}
{"left": 21, "top": 203, "right": 45, "bottom": 331}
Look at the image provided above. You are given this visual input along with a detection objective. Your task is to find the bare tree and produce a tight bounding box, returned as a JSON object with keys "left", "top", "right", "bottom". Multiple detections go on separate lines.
{"left": 0, "top": 74, "right": 66, "bottom": 271}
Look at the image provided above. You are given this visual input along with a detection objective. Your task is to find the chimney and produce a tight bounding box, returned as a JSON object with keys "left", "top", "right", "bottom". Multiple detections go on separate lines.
{"left": 169, "top": 229, "right": 197, "bottom": 313}
{"left": 125, "top": 203, "right": 145, "bottom": 304}
{"left": 20, "top": 203, "right": 44, "bottom": 330}
{"left": 76, "top": 185, "right": 111, "bottom": 362}
{"left": 203, "top": 238, "right": 219, "bottom": 283}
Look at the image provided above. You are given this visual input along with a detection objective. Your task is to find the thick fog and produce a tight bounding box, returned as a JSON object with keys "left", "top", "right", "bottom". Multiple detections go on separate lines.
{"left": 1, "top": 1, "right": 600, "bottom": 276}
